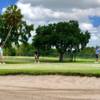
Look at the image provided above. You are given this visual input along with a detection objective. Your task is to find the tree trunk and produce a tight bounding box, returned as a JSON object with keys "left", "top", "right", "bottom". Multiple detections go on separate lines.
{"left": 59, "top": 53, "right": 64, "bottom": 62}
{"left": 2, "top": 26, "right": 13, "bottom": 47}
{"left": 70, "top": 53, "right": 74, "bottom": 62}
{"left": 73, "top": 53, "right": 77, "bottom": 62}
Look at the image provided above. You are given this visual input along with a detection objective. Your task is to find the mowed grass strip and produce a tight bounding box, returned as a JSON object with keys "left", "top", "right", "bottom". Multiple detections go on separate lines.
{"left": 0, "top": 63, "right": 100, "bottom": 77}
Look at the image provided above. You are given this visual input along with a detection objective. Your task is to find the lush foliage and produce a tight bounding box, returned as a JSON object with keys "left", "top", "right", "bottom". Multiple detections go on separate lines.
{"left": 33, "top": 20, "right": 91, "bottom": 62}
{"left": 0, "top": 5, "right": 92, "bottom": 60}
{"left": 78, "top": 47, "right": 95, "bottom": 58}
{"left": 3, "top": 44, "right": 35, "bottom": 56}
{"left": 0, "top": 5, "right": 34, "bottom": 47}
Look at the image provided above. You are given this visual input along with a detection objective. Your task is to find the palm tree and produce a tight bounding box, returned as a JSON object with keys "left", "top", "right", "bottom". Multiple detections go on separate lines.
{"left": 2, "top": 5, "right": 23, "bottom": 47}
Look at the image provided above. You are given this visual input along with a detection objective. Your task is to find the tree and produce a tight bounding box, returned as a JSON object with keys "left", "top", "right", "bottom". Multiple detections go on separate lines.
{"left": 16, "top": 44, "right": 35, "bottom": 56}
{"left": 78, "top": 47, "right": 95, "bottom": 58}
{"left": 33, "top": 20, "right": 91, "bottom": 62}
{"left": 33, "top": 25, "right": 52, "bottom": 55}
{"left": 0, "top": 5, "right": 34, "bottom": 48}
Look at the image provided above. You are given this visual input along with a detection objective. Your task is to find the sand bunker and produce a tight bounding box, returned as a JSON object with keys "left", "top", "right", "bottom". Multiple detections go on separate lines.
{"left": 0, "top": 75, "right": 100, "bottom": 100}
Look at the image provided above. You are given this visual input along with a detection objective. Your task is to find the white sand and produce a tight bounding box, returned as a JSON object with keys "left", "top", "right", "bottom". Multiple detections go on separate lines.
{"left": 0, "top": 75, "right": 100, "bottom": 100}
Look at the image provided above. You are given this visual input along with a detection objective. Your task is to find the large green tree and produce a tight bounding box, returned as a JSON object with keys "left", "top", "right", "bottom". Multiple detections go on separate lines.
{"left": 33, "top": 20, "right": 90, "bottom": 62}
{"left": 0, "top": 5, "right": 34, "bottom": 47}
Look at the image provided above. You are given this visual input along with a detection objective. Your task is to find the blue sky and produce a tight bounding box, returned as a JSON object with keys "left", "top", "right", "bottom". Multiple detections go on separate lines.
{"left": 0, "top": 0, "right": 17, "bottom": 13}
{"left": 89, "top": 16, "right": 100, "bottom": 27}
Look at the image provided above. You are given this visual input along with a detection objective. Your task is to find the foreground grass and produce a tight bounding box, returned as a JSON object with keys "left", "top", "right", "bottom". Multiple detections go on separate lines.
{"left": 0, "top": 62, "right": 100, "bottom": 77}
{"left": 0, "top": 56, "right": 99, "bottom": 77}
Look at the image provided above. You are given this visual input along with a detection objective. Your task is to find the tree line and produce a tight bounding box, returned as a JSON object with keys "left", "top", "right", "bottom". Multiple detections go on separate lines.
{"left": 0, "top": 5, "right": 91, "bottom": 62}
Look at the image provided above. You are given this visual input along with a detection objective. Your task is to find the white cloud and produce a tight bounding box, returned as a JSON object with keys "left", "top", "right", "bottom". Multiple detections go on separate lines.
{"left": 88, "top": 34, "right": 100, "bottom": 47}
{"left": 80, "top": 23, "right": 93, "bottom": 30}
{"left": 1, "top": 8, "right": 6, "bottom": 14}
{"left": 16, "top": 0, "right": 100, "bottom": 46}
{"left": 18, "top": 0, "right": 100, "bottom": 10}
{"left": 17, "top": 2, "right": 100, "bottom": 24}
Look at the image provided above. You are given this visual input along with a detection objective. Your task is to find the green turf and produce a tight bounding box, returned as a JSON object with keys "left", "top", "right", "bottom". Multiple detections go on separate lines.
{"left": 0, "top": 56, "right": 100, "bottom": 77}
{"left": 4, "top": 56, "right": 95, "bottom": 64}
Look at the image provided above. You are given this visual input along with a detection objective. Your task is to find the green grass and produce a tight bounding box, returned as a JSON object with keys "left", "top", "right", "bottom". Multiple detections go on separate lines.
{"left": 4, "top": 56, "right": 95, "bottom": 64}
{"left": 0, "top": 56, "right": 100, "bottom": 77}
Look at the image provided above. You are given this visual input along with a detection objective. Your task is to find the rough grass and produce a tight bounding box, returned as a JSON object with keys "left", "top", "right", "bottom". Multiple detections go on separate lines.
{"left": 0, "top": 56, "right": 100, "bottom": 77}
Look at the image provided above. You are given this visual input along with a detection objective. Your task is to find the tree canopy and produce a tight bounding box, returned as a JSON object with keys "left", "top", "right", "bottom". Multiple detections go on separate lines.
{"left": 0, "top": 5, "right": 34, "bottom": 47}
{"left": 33, "top": 20, "right": 90, "bottom": 62}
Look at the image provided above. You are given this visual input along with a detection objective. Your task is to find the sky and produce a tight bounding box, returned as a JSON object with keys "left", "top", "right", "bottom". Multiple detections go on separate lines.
{"left": 0, "top": 0, "right": 17, "bottom": 13}
{"left": 0, "top": 0, "right": 100, "bottom": 47}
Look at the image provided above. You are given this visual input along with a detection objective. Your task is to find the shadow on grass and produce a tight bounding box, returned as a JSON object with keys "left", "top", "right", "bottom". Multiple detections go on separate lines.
{"left": 0, "top": 69, "right": 100, "bottom": 77}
